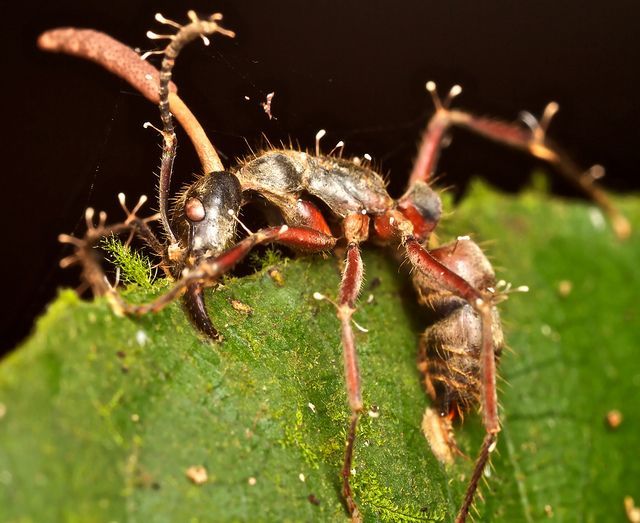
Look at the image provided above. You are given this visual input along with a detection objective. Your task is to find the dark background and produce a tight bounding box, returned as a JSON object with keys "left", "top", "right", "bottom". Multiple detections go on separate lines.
{"left": 3, "top": 0, "right": 639, "bottom": 355}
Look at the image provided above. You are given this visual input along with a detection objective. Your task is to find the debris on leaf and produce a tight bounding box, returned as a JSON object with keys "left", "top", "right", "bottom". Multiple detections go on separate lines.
{"left": 557, "top": 280, "right": 572, "bottom": 297}
{"left": 186, "top": 465, "right": 208, "bottom": 485}
{"left": 625, "top": 496, "right": 640, "bottom": 523}
{"left": 308, "top": 494, "right": 320, "bottom": 505}
{"left": 606, "top": 409, "right": 623, "bottom": 429}
{"left": 267, "top": 267, "right": 285, "bottom": 287}
{"left": 230, "top": 299, "right": 253, "bottom": 315}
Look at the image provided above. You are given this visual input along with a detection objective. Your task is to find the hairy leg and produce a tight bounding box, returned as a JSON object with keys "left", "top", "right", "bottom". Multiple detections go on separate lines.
{"left": 407, "top": 82, "right": 630, "bottom": 238}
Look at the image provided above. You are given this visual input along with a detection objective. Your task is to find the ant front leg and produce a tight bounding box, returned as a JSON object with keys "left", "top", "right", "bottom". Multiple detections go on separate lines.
{"left": 108, "top": 224, "right": 336, "bottom": 318}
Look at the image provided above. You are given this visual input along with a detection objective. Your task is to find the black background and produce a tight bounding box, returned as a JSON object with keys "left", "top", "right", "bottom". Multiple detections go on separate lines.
{"left": 3, "top": 0, "right": 639, "bottom": 355}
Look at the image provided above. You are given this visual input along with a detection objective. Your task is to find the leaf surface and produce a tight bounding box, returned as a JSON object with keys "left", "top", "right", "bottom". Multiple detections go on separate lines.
{"left": 1, "top": 183, "right": 639, "bottom": 522}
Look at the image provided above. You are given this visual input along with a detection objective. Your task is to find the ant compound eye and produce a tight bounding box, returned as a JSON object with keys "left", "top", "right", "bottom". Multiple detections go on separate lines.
{"left": 185, "top": 197, "right": 206, "bottom": 222}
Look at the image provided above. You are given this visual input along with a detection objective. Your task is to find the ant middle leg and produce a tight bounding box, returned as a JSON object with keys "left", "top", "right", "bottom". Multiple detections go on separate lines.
{"left": 314, "top": 214, "right": 370, "bottom": 521}
{"left": 337, "top": 240, "right": 365, "bottom": 522}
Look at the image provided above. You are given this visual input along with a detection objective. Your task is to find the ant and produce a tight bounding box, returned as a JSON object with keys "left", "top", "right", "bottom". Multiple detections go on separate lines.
{"left": 39, "top": 10, "right": 629, "bottom": 522}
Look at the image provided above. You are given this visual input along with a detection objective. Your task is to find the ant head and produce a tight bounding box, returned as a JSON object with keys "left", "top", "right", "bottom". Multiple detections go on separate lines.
{"left": 397, "top": 181, "right": 442, "bottom": 242}
{"left": 173, "top": 171, "right": 242, "bottom": 260}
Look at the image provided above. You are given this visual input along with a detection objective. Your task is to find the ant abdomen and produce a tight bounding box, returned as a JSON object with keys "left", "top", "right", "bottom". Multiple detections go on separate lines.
{"left": 415, "top": 239, "right": 504, "bottom": 421}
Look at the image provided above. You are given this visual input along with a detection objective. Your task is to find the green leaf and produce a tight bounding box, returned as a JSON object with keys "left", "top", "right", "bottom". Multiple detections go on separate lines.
{"left": 1, "top": 183, "right": 639, "bottom": 522}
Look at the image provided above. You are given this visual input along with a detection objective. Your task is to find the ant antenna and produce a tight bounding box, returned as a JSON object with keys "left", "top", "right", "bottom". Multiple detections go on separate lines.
{"left": 315, "top": 129, "right": 326, "bottom": 156}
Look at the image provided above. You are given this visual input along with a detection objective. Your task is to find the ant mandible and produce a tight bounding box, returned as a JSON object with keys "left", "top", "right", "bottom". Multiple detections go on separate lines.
{"left": 39, "top": 10, "right": 629, "bottom": 522}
